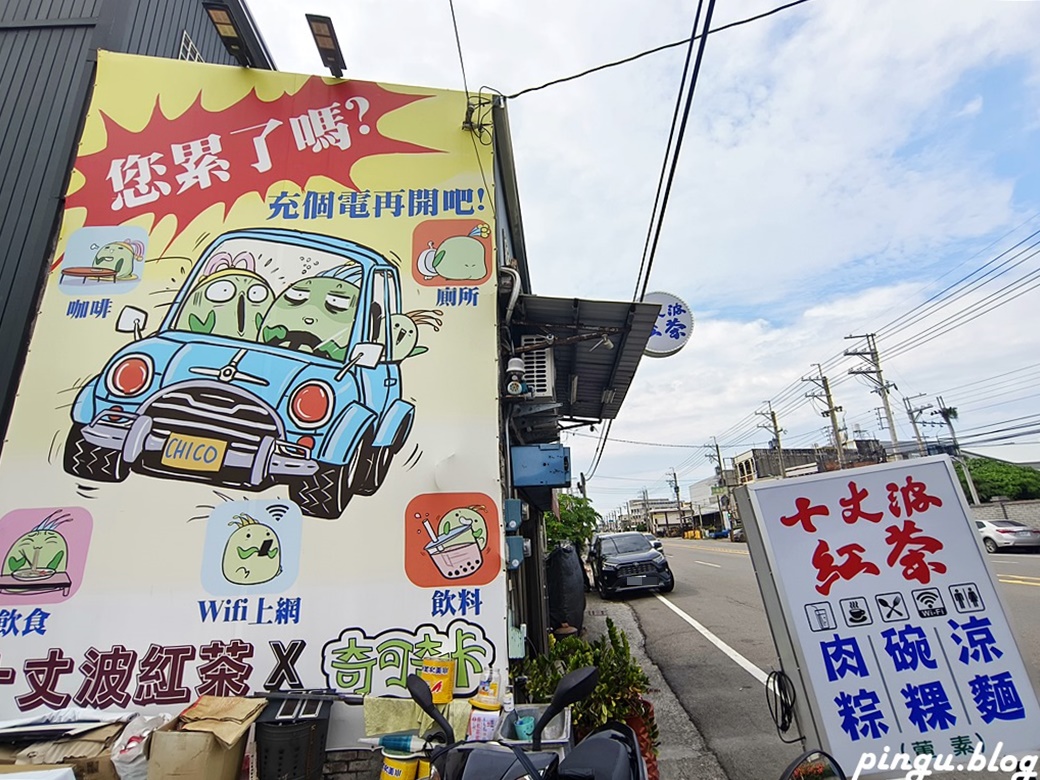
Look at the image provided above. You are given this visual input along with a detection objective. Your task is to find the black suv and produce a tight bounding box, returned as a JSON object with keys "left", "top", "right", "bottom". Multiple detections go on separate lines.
{"left": 590, "top": 532, "right": 675, "bottom": 598}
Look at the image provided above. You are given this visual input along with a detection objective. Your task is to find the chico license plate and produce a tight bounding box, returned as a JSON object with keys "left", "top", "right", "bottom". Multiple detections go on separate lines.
{"left": 161, "top": 434, "right": 227, "bottom": 472}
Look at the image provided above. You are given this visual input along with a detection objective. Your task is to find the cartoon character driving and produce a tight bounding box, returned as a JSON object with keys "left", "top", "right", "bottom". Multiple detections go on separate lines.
{"left": 260, "top": 265, "right": 361, "bottom": 361}
{"left": 64, "top": 228, "right": 437, "bottom": 519}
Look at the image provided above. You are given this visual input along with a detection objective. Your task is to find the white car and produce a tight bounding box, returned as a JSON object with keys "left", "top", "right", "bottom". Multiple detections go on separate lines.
{"left": 975, "top": 519, "right": 1040, "bottom": 553}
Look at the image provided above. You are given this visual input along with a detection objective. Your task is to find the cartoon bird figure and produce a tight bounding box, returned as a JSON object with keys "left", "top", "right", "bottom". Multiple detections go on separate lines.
{"left": 175, "top": 268, "right": 273, "bottom": 339}
{"left": 388, "top": 309, "right": 443, "bottom": 360}
{"left": 222, "top": 513, "right": 282, "bottom": 585}
{"left": 92, "top": 239, "right": 145, "bottom": 280}
{"left": 260, "top": 265, "right": 362, "bottom": 362}
{"left": 3, "top": 511, "right": 73, "bottom": 577}
{"left": 416, "top": 226, "right": 489, "bottom": 281}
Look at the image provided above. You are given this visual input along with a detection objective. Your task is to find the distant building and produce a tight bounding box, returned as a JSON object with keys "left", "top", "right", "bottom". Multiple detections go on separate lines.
{"left": 624, "top": 497, "right": 692, "bottom": 536}
{"left": 734, "top": 439, "right": 888, "bottom": 484}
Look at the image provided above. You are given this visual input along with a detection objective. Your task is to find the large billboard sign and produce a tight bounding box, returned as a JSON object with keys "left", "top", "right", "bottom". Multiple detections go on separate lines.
{"left": 0, "top": 52, "right": 502, "bottom": 745}
{"left": 741, "top": 457, "right": 1038, "bottom": 776}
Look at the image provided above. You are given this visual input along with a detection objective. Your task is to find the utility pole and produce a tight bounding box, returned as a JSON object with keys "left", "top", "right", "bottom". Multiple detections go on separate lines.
{"left": 578, "top": 472, "right": 587, "bottom": 499}
{"left": 642, "top": 487, "right": 650, "bottom": 533}
{"left": 756, "top": 401, "right": 786, "bottom": 478}
{"left": 902, "top": 394, "right": 933, "bottom": 457}
{"left": 670, "top": 469, "right": 682, "bottom": 535}
{"left": 846, "top": 333, "right": 900, "bottom": 459}
{"left": 804, "top": 364, "right": 845, "bottom": 469}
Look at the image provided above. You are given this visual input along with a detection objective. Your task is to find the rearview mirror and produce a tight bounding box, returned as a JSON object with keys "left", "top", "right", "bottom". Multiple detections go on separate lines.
{"left": 532, "top": 666, "right": 599, "bottom": 750}
{"left": 116, "top": 306, "right": 148, "bottom": 338}
{"left": 778, "top": 750, "right": 846, "bottom": 780}
{"left": 653, "top": 540, "right": 663, "bottom": 550}
{"left": 351, "top": 342, "right": 383, "bottom": 369}
{"left": 405, "top": 673, "right": 455, "bottom": 744}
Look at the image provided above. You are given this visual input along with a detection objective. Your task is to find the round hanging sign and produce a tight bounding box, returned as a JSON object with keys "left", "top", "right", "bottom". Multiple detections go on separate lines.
{"left": 642, "top": 291, "right": 693, "bottom": 358}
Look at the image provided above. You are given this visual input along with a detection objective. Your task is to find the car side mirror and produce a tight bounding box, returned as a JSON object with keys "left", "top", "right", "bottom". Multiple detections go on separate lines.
{"left": 351, "top": 342, "right": 383, "bottom": 368}
{"left": 116, "top": 306, "right": 148, "bottom": 339}
{"left": 336, "top": 342, "right": 384, "bottom": 380}
{"left": 653, "top": 541, "right": 663, "bottom": 550}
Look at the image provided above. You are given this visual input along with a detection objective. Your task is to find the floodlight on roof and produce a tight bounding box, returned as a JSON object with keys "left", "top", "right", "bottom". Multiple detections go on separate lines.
{"left": 203, "top": 1, "right": 252, "bottom": 67}
{"left": 306, "top": 13, "right": 346, "bottom": 78}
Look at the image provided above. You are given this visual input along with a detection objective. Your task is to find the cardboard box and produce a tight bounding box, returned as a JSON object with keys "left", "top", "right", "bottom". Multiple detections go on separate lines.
{"left": 1, "top": 722, "right": 124, "bottom": 780}
{"left": 146, "top": 697, "right": 264, "bottom": 780}
{"left": 146, "top": 730, "right": 245, "bottom": 780}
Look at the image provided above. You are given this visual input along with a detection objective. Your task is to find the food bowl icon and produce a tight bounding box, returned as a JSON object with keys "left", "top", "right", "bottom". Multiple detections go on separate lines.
{"left": 423, "top": 520, "right": 484, "bottom": 579}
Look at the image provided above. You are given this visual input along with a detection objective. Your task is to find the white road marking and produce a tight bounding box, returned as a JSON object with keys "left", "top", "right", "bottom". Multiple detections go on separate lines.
{"left": 694, "top": 560, "right": 721, "bottom": 568}
{"left": 655, "top": 594, "right": 769, "bottom": 686}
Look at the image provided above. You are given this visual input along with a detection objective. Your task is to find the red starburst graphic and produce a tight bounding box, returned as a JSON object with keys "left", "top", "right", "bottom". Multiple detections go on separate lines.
{"left": 61, "top": 77, "right": 439, "bottom": 266}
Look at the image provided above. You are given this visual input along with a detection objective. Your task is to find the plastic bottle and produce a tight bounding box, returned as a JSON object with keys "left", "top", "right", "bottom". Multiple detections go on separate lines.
{"left": 470, "top": 666, "right": 502, "bottom": 710}
{"left": 502, "top": 686, "right": 514, "bottom": 713}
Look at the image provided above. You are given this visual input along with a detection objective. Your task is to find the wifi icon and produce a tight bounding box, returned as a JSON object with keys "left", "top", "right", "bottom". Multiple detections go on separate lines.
{"left": 912, "top": 587, "right": 948, "bottom": 618}
{"left": 267, "top": 503, "right": 291, "bottom": 521}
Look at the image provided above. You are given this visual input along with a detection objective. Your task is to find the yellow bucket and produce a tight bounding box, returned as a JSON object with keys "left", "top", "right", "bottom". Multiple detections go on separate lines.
{"left": 380, "top": 751, "right": 419, "bottom": 780}
{"left": 419, "top": 656, "right": 456, "bottom": 704}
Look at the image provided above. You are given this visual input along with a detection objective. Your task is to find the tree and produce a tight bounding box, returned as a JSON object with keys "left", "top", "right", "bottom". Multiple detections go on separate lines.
{"left": 545, "top": 494, "right": 600, "bottom": 552}
{"left": 955, "top": 457, "right": 1040, "bottom": 502}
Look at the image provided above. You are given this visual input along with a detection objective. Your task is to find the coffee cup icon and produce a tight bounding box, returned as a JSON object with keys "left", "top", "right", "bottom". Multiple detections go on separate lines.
{"left": 847, "top": 601, "right": 868, "bottom": 623}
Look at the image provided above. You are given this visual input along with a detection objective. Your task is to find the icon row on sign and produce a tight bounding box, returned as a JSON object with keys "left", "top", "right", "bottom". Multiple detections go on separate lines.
{"left": 805, "top": 582, "right": 984, "bottom": 632}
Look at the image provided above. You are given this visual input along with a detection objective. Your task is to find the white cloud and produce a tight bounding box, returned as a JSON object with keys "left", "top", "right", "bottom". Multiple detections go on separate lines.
{"left": 957, "top": 95, "right": 985, "bottom": 117}
{"left": 245, "top": 0, "right": 1040, "bottom": 511}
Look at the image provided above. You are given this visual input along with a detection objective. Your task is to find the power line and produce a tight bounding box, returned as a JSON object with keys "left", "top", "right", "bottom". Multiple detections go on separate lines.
{"left": 505, "top": 0, "right": 814, "bottom": 99}
{"left": 447, "top": 0, "right": 470, "bottom": 98}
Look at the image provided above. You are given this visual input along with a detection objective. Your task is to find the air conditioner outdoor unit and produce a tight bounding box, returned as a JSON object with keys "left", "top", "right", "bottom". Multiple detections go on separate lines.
{"left": 520, "top": 335, "right": 555, "bottom": 400}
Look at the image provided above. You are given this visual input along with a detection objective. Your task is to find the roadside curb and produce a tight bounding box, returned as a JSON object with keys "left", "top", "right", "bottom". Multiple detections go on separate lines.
{"left": 583, "top": 592, "right": 729, "bottom": 780}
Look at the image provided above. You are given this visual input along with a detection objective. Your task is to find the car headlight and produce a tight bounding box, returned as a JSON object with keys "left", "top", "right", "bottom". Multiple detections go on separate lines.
{"left": 106, "top": 354, "right": 153, "bottom": 397}
{"left": 289, "top": 380, "right": 335, "bottom": 429}
{"left": 601, "top": 561, "right": 617, "bottom": 570}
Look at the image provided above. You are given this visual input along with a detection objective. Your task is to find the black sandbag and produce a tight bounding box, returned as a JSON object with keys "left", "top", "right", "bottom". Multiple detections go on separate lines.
{"left": 546, "top": 544, "right": 586, "bottom": 633}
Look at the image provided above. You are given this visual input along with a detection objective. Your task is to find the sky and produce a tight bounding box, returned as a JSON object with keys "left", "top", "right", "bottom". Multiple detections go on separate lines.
{"left": 246, "top": 0, "right": 1040, "bottom": 517}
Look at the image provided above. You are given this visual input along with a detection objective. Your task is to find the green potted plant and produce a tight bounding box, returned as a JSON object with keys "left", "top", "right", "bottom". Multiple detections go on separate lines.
{"left": 517, "top": 619, "right": 660, "bottom": 780}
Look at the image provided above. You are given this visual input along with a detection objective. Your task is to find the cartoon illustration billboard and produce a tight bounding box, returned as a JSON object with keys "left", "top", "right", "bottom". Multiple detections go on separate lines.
{"left": 0, "top": 52, "right": 503, "bottom": 744}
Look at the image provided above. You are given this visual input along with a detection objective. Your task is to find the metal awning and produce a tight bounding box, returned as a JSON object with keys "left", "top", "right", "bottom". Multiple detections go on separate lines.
{"left": 510, "top": 294, "right": 659, "bottom": 434}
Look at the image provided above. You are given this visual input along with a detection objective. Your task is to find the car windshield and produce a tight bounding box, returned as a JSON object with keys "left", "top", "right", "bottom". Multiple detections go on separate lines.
{"left": 602, "top": 535, "right": 652, "bottom": 555}
{"left": 167, "top": 237, "right": 366, "bottom": 362}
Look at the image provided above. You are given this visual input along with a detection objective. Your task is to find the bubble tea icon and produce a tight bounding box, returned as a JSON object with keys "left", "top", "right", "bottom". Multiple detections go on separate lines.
{"left": 423, "top": 517, "right": 484, "bottom": 579}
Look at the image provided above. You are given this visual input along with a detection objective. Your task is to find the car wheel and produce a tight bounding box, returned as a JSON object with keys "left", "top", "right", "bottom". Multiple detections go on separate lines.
{"left": 984, "top": 537, "right": 998, "bottom": 554}
{"left": 658, "top": 570, "right": 675, "bottom": 593}
{"left": 355, "top": 415, "right": 411, "bottom": 497}
{"left": 597, "top": 579, "right": 610, "bottom": 600}
{"left": 290, "top": 427, "right": 373, "bottom": 519}
{"left": 63, "top": 423, "right": 130, "bottom": 483}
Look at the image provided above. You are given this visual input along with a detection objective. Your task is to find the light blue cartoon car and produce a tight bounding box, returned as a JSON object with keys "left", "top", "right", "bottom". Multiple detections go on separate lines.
{"left": 63, "top": 228, "right": 419, "bottom": 519}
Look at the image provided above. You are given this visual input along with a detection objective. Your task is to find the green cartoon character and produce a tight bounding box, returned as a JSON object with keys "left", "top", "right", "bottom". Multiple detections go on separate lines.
{"left": 222, "top": 513, "right": 281, "bottom": 585}
{"left": 175, "top": 251, "right": 273, "bottom": 339}
{"left": 3, "top": 511, "right": 73, "bottom": 579}
{"left": 438, "top": 506, "right": 489, "bottom": 551}
{"left": 92, "top": 239, "right": 144, "bottom": 280}
{"left": 388, "top": 309, "right": 443, "bottom": 360}
{"left": 416, "top": 225, "right": 489, "bottom": 281}
{"left": 260, "top": 265, "right": 362, "bottom": 362}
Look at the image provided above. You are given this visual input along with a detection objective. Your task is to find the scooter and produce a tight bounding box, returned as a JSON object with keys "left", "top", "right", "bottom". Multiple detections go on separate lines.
{"left": 405, "top": 666, "right": 647, "bottom": 780}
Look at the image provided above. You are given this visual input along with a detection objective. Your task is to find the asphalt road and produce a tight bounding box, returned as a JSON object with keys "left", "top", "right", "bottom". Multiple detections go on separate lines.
{"left": 620, "top": 538, "right": 1040, "bottom": 780}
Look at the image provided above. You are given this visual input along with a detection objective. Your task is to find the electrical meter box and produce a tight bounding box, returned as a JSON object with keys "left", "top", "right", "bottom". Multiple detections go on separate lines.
{"left": 510, "top": 444, "right": 570, "bottom": 487}
{"left": 504, "top": 498, "right": 528, "bottom": 532}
